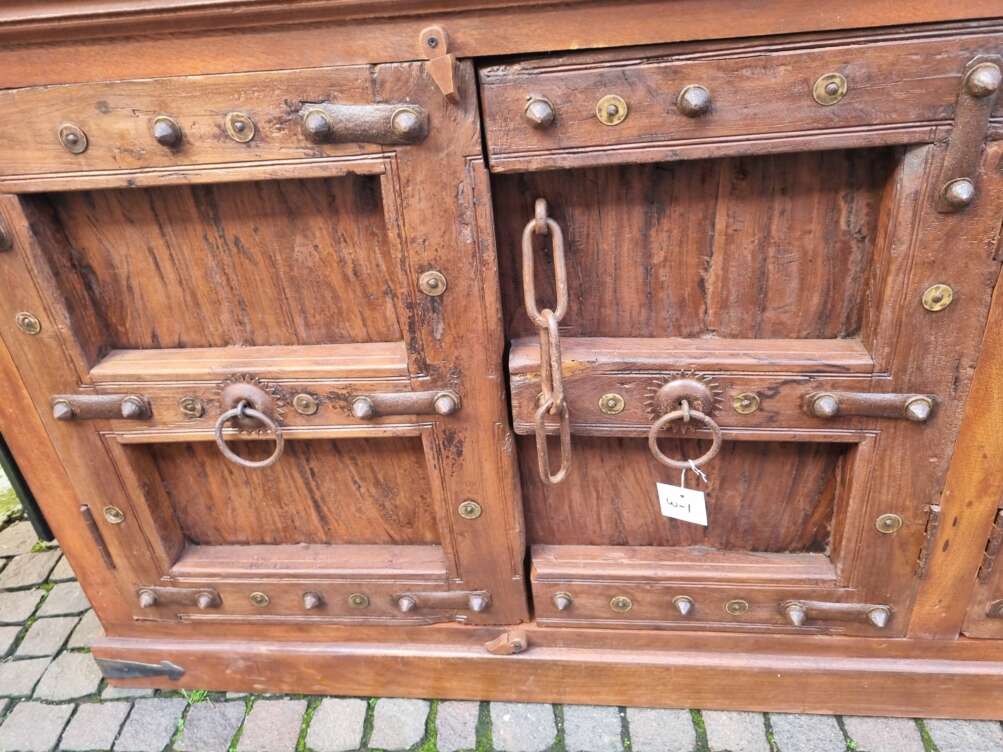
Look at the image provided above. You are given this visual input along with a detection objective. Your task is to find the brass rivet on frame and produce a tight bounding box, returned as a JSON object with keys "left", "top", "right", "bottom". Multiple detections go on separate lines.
{"left": 812, "top": 73, "right": 847, "bottom": 105}
{"left": 598, "top": 393, "right": 625, "bottom": 415}
{"left": 875, "top": 513, "right": 903, "bottom": 534}
{"left": 58, "top": 123, "right": 88, "bottom": 154}
{"left": 103, "top": 506, "right": 126, "bottom": 524}
{"left": 609, "top": 595, "right": 633, "bottom": 613}
{"left": 922, "top": 284, "right": 954, "bottom": 312}
{"left": 458, "top": 499, "right": 482, "bottom": 519}
{"left": 224, "top": 112, "right": 256, "bottom": 143}
{"left": 15, "top": 312, "right": 41, "bottom": 335}
{"left": 732, "top": 392, "right": 760, "bottom": 414}
{"left": 293, "top": 393, "right": 319, "bottom": 416}
{"left": 596, "top": 94, "right": 628, "bottom": 126}
{"left": 178, "top": 396, "right": 205, "bottom": 419}
{"left": 418, "top": 270, "right": 447, "bottom": 297}
{"left": 725, "top": 599, "right": 750, "bottom": 616}
{"left": 348, "top": 593, "right": 370, "bottom": 609}
{"left": 249, "top": 592, "right": 270, "bottom": 607}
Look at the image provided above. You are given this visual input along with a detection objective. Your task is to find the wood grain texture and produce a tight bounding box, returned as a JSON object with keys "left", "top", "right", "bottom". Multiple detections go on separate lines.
{"left": 34, "top": 176, "right": 400, "bottom": 359}
{"left": 494, "top": 150, "right": 893, "bottom": 338}
{"left": 143, "top": 437, "right": 437, "bottom": 545}
{"left": 519, "top": 436, "right": 841, "bottom": 552}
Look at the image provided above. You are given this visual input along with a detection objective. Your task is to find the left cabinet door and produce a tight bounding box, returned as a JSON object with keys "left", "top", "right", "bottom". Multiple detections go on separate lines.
{"left": 0, "top": 61, "right": 528, "bottom": 631}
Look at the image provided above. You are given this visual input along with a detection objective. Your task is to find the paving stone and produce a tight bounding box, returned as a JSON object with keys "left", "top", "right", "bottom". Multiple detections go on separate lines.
{"left": 236, "top": 698, "right": 306, "bottom": 752}
{"left": 842, "top": 716, "right": 924, "bottom": 752}
{"left": 0, "top": 698, "right": 8, "bottom": 717}
{"left": 15, "top": 615, "right": 78, "bottom": 657}
{"left": 436, "top": 701, "right": 480, "bottom": 752}
{"left": 68, "top": 609, "right": 104, "bottom": 649}
{"left": 0, "top": 589, "right": 43, "bottom": 624}
{"left": 924, "top": 718, "right": 1003, "bottom": 752}
{"left": 36, "top": 581, "right": 91, "bottom": 616}
{"left": 0, "top": 551, "right": 60, "bottom": 590}
{"left": 0, "top": 625, "right": 20, "bottom": 657}
{"left": 33, "top": 651, "right": 102, "bottom": 700}
{"left": 626, "top": 708, "right": 697, "bottom": 752}
{"left": 0, "top": 656, "right": 50, "bottom": 697}
{"left": 565, "top": 705, "right": 623, "bottom": 752}
{"left": 0, "top": 700, "right": 73, "bottom": 752}
{"left": 769, "top": 713, "right": 845, "bottom": 752}
{"left": 115, "top": 697, "right": 187, "bottom": 752}
{"left": 703, "top": 711, "right": 770, "bottom": 752}
{"left": 176, "top": 700, "right": 246, "bottom": 752}
{"left": 491, "top": 702, "right": 557, "bottom": 752}
{"left": 306, "top": 698, "right": 368, "bottom": 752}
{"left": 226, "top": 692, "right": 249, "bottom": 699}
{"left": 102, "top": 685, "right": 155, "bottom": 699}
{"left": 369, "top": 697, "right": 429, "bottom": 750}
{"left": 0, "top": 522, "right": 36, "bottom": 557}
{"left": 60, "top": 701, "right": 132, "bottom": 752}
{"left": 50, "top": 556, "right": 76, "bottom": 582}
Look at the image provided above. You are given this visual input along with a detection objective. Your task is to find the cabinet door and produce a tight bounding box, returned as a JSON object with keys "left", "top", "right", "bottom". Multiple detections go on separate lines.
{"left": 481, "top": 26, "right": 1003, "bottom": 636}
{"left": 0, "top": 61, "right": 528, "bottom": 628}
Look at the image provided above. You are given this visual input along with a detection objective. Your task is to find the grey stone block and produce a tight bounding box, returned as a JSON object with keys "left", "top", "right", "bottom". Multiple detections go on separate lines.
{"left": 15, "top": 615, "right": 78, "bottom": 657}
{"left": 237, "top": 699, "right": 306, "bottom": 752}
{"left": 50, "top": 556, "right": 76, "bottom": 583}
{"left": 842, "top": 716, "right": 924, "bottom": 752}
{"left": 0, "top": 625, "right": 20, "bottom": 657}
{"left": 61, "top": 701, "right": 132, "bottom": 752}
{"left": 924, "top": 718, "right": 1003, "bottom": 752}
{"left": 0, "top": 551, "right": 60, "bottom": 590}
{"left": 769, "top": 713, "right": 846, "bottom": 752}
{"left": 703, "top": 711, "right": 770, "bottom": 752}
{"left": 436, "top": 701, "right": 479, "bottom": 752}
{"left": 0, "top": 700, "right": 73, "bottom": 752}
{"left": 0, "top": 656, "right": 50, "bottom": 697}
{"left": 491, "top": 703, "right": 557, "bottom": 752}
{"left": 626, "top": 708, "right": 697, "bottom": 752}
{"left": 36, "top": 581, "right": 91, "bottom": 616}
{"left": 226, "top": 692, "right": 249, "bottom": 699}
{"left": 307, "top": 698, "right": 368, "bottom": 752}
{"left": 0, "top": 589, "right": 43, "bottom": 624}
{"left": 0, "top": 698, "right": 8, "bottom": 717}
{"left": 564, "top": 706, "right": 623, "bottom": 752}
{"left": 175, "top": 700, "right": 246, "bottom": 752}
{"left": 0, "top": 522, "right": 37, "bottom": 558}
{"left": 33, "top": 651, "right": 102, "bottom": 700}
{"left": 115, "top": 698, "right": 187, "bottom": 752}
{"left": 68, "top": 609, "right": 104, "bottom": 649}
{"left": 369, "top": 698, "right": 429, "bottom": 750}
{"left": 102, "top": 685, "right": 155, "bottom": 699}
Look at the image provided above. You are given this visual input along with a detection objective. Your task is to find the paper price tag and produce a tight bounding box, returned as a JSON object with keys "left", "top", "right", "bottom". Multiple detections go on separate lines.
{"left": 657, "top": 482, "right": 708, "bottom": 526}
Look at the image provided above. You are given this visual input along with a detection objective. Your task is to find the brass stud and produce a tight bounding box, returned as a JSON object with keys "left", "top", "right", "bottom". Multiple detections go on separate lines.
{"left": 469, "top": 593, "right": 490, "bottom": 612}
{"left": 351, "top": 396, "right": 376, "bottom": 420}
{"left": 178, "top": 396, "right": 205, "bottom": 419}
{"left": 390, "top": 107, "right": 423, "bottom": 140}
{"left": 598, "top": 393, "right": 625, "bottom": 415}
{"left": 249, "top": 592, "right": 270, "bottom": 608}
{"left": 302, "top": 108, "right": 333, "bottom": 142}
{"left": 138, "top": 589, "right": 158, "bottom": 608}
{"left": 397, "top": 595, "right": 417, "bottom": 613}
{"left": 553, "top": 592, "right": 573, "bottom": 611}
{"left": 609, "top": 595, "right": 633, "bottom": 613}
{"left": 922, "top": 284, "right": 954, "bottom": 312}
{"left": 303, "top": 592, "right": 323, "bottom": 610}
{"left": 293, "top": 393, "right": 319, "bottom": 416}
{"left": 904, "top": 397, "right": 933, "bottom": 423}
{"left": 867, "top": 606, "right": 891, "bottom": 629}
{"left": 784, "top": 602, "right": 807, "bottom": 627}
{"left": 596, "top": 94, "right": 628, "bottom": 126}
{"left": 809, "top": 393, "right": 840, "bottom": 418}
{"left": 196, "top": 592, "right": 216, "bottom": 610}
{"left": 875, "top": 513, "right": 904, "bottom": 534}
{"left": 812, "top": 73, "right": 848, "bottom": 105}
{"left": 458, "top": 499, "right": 482, "bottom": 519}
{"left": 52, "top": 399, "right": 74, "bottom": 421}
{"left": 433, "top": 391, "right": 461, "bottom": 416}
{"left": 224, "top": 112, "right": 256, "bottom": 143}
{"left": 676, "top": 85, "right": 712, "bottom": 117}
{"left": 151, "top": 116, "right": 183, "bottom": 148}
{"left": 725, "top": 599, "right": 749, "bottom": 616}
{"left": 673, "top": 595, "right": 694, "bottom": 617}
{"left": 732, "top": 392, "right": 760, "bottom": 415}
{"left": 942, "top": 178, "right": 975, "bottom": 209}
{"left": 525, "top": 95, "right": 557, "bottom": 129}
{"left": 418, "top": 270, "right": 447, "bottom": 297}
{"left": 15, "top": 312, "right": 41, "bottom": 335}
{"left": 964, "top": 62, "right": 1002, "bottom": 98}
{"left": 103, "top": 505, "right": 126, "bottom": 524}
{"left": 348, "top": 592, "right": 370, "bottom": 609}
{"left": 58, "top": 123, "right": 88, "bottom": 154}
{"left": 120, "top": 396, "right": 147, "bottom": 420}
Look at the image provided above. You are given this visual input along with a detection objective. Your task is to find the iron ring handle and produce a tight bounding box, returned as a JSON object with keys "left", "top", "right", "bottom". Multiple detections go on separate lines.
{"left": 647, "top": 407, "right": 723, "bottom": 470}
{"left": 213, "top": 400, "right": 285, "bottom": 469}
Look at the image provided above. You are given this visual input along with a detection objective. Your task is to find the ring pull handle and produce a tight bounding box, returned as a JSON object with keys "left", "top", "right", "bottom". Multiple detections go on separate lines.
{"left": 647, "top": 401, "right": 723, "bottom": 470}
{"left": 213, "top": 399, "right": 285, "bottom": 469}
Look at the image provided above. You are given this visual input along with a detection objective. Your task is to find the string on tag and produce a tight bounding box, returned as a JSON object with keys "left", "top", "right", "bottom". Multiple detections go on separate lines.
{"left": 679, "top": 459, "right": 709, "bottom": 490}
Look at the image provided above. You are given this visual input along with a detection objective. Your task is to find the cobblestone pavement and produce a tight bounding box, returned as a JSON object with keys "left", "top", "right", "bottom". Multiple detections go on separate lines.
{"left": 2, "top": 520, "right": 1003, "bottom": 751}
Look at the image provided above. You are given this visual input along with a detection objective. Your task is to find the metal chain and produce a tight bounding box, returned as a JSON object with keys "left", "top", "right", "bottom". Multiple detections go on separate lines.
{"left": 522, "top": 198, "right": 572, "bottom": 485}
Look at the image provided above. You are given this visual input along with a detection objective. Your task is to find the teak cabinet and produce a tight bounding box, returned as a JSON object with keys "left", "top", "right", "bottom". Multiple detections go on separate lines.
{"left": 1, "top": 1, "right": 1003, "bottom": 719}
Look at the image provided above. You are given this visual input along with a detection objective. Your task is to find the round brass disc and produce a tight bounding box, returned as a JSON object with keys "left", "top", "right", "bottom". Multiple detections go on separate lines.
{"left": 922, "top": 284, "right": 954, "bottom": 312}
{"left": 812, "top": 73, "right": 847, "bottom": 105}
{"left": 596, "top": 94, "right": 628, "bottom": 126}
{"left": 224, "top": 112, "right": 256, "bottom": 143}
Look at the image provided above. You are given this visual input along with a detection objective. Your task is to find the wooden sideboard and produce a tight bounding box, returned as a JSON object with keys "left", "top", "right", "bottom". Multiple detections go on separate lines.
{"left": 2, "top": 0, "right": 1003, "bottom": 719}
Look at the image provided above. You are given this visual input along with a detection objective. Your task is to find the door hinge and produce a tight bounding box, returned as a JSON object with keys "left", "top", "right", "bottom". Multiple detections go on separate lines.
{"left": 977, "top": 506, "right": 1003, "bottom": 582}
{"left": 96, "top": 658, "right": 185, "bottom": 681}
{"left": 915, "top": 504, "right": 942, "bottom": 579}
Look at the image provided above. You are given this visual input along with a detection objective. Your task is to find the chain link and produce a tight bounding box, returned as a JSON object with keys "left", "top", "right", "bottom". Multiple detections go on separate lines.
{"left": 522, "top": 198, "right": 572, "bottom": 485}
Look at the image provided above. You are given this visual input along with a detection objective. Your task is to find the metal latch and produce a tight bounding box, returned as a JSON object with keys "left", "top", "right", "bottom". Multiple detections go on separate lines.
{"left": 51, "top": 394, "right": 151, "bottom": 421}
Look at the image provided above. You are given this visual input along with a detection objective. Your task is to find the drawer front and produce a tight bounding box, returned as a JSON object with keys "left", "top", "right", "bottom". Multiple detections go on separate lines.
{"left": 0, "top": 65, "right": 429, "bottom": 187}
{"left": 479, "top": 25, "right": 1003, "bottom": 172}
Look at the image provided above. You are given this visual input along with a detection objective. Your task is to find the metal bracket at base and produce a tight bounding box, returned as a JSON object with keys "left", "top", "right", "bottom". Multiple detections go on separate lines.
{"left": 96, "top": 658, "right": 185, "bottom": 681}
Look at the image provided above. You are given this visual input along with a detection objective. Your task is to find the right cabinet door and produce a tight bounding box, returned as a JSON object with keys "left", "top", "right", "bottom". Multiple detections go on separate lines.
{"left": 480, "top": 24, "right": 1003, "bottom": 637}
